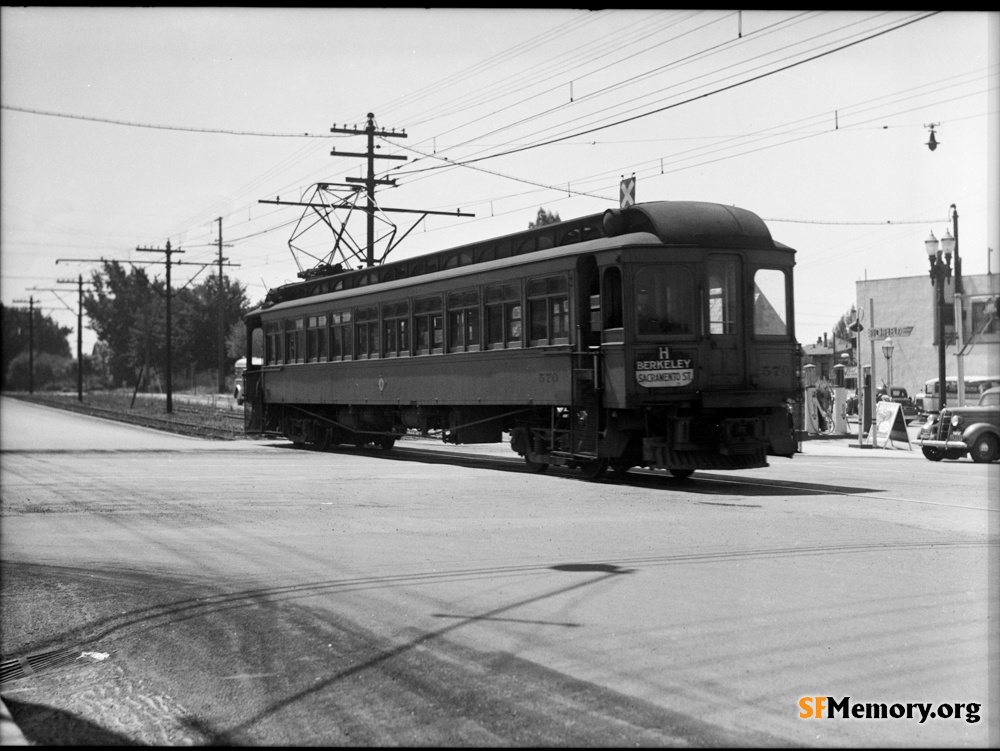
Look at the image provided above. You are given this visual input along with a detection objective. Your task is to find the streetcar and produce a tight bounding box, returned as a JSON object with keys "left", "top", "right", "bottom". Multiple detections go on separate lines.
{"left": 242, "top": 200, "right": 799, "bottom": 479}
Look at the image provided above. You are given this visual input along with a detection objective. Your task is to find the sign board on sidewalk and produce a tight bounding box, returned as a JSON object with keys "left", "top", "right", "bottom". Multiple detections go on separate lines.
{"left": 868, "top": 401, "right": 912, "bottom": 450}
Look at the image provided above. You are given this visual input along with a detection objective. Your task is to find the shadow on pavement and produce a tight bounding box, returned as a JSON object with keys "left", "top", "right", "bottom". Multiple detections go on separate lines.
{"left": 2, "top": 697, "right": 135, "bottom": 746}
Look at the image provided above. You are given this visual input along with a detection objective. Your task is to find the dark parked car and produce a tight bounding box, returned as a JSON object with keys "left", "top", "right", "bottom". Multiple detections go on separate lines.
{"left": 878, "top": 385, "right": 918, "bottom": 418}
{"left": 846, "top": 386, "right": 916, "bottom": 419}
{"left": 917, "top": 387, "right": 1000, "bottom": 462}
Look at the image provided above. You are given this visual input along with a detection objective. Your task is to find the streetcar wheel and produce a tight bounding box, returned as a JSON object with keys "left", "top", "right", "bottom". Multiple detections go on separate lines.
{"left": 377, "top": 436, "right": 397, "bottom": 451}
{"left": 969, "top": 433, "right": 999, "bottom": 463}
{"left": 669, "top": 469, "right": 694, "bottom": 479}
{"left": 578, "top": 459, "right": 608, "bottom": 481}
{"left": 524, "top": 457, "right": 549, "bottom": 474}
{"left": 921, "top": 446, "right": 945, "bottom": 462}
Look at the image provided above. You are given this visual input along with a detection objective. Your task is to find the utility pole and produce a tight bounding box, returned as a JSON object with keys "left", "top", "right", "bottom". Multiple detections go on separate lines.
{"left": 260, "top": 113, "right": 472, "bottom": 273}
{"left": 28, "top": 297, "right": 34, "bottom": 394}
{"left": 12, "top": 296, "right": 34, "bottom": 393}
{"left": 28, "top": 280, "right": 90, "bottom": 400}
{"left": 55, "top": 275, "right": 90, "bottom": 401}
{"left": 331, "top": 113, "right": 408, "bottom": 267}
{"left": 136, "top": 241, "right": 183, "bottom": 413}
{"left": 950, "top": 204, "right": 965, "bottom": 406}
{"left": 217, "top": 217, "right": 229, "bottom": 394}
{"left": 57, "top": 254, "right": 239, "bottom": 410}
{"left": 77, "top": 276, "right": 83, "bottom": 400}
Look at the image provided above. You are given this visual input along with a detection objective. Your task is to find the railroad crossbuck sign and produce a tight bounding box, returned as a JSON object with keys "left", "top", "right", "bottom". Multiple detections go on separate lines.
{"left": 620, "top": 176, "right": 636, "bottom": 208}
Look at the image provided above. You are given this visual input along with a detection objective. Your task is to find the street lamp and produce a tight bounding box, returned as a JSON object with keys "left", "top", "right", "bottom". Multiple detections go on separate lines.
{"left": 925, "top": 230, "right": 954, "bottom": 410}
{"left": 881, "top": 336, "right": 894, "bottom": 388}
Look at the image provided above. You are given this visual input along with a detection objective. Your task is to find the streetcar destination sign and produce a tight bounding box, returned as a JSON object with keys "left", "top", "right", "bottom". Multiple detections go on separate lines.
{"left": 636, "top": 346, "right": 694, "bottom": 388}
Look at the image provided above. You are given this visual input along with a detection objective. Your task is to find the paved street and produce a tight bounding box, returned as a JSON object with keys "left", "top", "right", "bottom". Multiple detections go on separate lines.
{"left": 1, "top": 396, "right": 996, "bottom": 746}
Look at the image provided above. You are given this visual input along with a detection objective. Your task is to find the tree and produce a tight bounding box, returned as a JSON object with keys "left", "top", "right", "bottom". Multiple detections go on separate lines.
{"left": 0, "top": 303, "right": 72, "bottom": 390}
{"left": 82, "top": 261, "right": 251, "bottom": 390}
{"left": 171, "top": 274, "right": 250, "bottom": 375}
{"left": 528, "top": 207, "right": 561, "bottom": 228}
{"left": 83, "top": 261, "right": 165, "bottom": 388}
{"left": 5, "top": 352, "right": 73, "bottom": 392}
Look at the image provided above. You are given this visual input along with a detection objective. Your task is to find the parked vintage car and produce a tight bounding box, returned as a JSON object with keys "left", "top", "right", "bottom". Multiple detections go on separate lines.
{"left": 878, "top": 385, "right": 918, "bottom": 418}
{"left": 917, "top": 387, "right": 1000, "bottom": 462}
{"left": 847, "top": 386, "right": 916, "bottom": 419}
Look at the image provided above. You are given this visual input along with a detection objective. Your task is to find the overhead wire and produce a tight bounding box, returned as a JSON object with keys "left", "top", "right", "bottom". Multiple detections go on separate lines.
{"left": 7, "top": 9, "right": 979, "bottom": 289}
{"left": 396, "top": 11, "right": 939, "bottom": 175}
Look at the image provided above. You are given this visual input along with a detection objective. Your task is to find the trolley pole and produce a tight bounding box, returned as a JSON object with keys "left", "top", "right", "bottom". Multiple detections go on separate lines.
{"left": 136, "top": 240, "right": 183, "bottom": 413}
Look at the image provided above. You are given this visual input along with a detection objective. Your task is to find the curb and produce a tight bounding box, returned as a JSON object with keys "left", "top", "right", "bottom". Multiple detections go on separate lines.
{"left": 0, "top": 698, "right": 29, "bottom": 746}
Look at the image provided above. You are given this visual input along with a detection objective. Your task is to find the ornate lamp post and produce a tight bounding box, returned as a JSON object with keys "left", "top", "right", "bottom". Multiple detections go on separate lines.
{"left": 881, "top": 336, "right": 894, "bottom": 388}
{"left": 925, "top": 230, "right": 954, "bottom": 410}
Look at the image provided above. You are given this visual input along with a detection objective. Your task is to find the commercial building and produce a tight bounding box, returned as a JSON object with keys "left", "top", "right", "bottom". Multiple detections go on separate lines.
{"left": 851, "top": 272, "right": 999, "bottom": 404}
{"left": 800, "top": 273, "right": 999, "bottom": 397}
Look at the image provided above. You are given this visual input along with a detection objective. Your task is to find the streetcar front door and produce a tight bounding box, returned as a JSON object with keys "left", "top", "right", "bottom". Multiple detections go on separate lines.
{"left": 705, "top": 254, "right": 745, "bottom": 389}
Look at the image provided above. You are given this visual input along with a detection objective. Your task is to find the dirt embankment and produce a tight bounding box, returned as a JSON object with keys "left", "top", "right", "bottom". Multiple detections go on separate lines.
{"left": 4, "top": 391, "right": 247, "bottom": 440}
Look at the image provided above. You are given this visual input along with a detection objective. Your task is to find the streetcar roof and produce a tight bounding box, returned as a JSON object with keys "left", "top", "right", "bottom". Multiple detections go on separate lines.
{"left": 254, "top": 231, "right": 662, "bottom": 316}
{"left": 249, "top": 200, "right": 795, "bottom": 317}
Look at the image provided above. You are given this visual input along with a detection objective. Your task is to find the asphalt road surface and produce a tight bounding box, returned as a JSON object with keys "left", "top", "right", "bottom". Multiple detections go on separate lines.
{"left": 1, "top": 396, "right": 996, "bottom": 746}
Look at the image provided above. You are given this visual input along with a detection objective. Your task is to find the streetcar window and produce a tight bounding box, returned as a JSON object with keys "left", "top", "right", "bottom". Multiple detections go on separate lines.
{"left": 382, "top": 301, "right": 410, "bottom": 357}
{"left": 635, "top": 266, "right": 693, "bottom": 336}
{"left": 330, "top": 310, "right": 353, "bottom": 361}
{"left": 447, "top": 289, "right": 481, "bottom": 353}
{"left": 527, "top": 275, "right": 569, "bottom": 346}
{"left": 306, "top": 315, "right": 328, "bottom": 362}
{"left": 443, "top": 252, "right": 473, "bottom": 270}
{"left": 602, "top": 268, "right": 623, "bottom": 330}
{"left": 753, "top": 268, "right": 788, "bottom": 337}
{"left": 264, "top": 321, "right": 281, "bottom": 365}
{"left": 414, "top": 296, "right": 443, "bottom": 355}
{"left": 485, "top": 283, "right": 522, "bottom": 349}
{"left": 708, "top": 257, "right": 739, "bottom": 335}
{"left": 285, "top": 318, "right": 305, "bottom": 364}
{"left": 355, "top": 305, "right": 379, "bottom": 359}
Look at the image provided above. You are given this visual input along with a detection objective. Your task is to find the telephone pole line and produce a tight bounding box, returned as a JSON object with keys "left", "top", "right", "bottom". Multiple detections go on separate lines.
{"left": 216, "top": 218, "right": 235, "bottom": 394}
{"left": 57, "top": 254, "right": 238, "bottom": 408}
{"left": 54, "top": 275, "right": 92, "bottom": 401}
{"left": 136, "top": 241, "right": 183, "bottom": 413}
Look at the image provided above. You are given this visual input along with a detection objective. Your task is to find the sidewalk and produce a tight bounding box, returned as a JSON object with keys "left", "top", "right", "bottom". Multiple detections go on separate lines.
{"left": 797, "top": 421, "right": 925, "bottom": 458}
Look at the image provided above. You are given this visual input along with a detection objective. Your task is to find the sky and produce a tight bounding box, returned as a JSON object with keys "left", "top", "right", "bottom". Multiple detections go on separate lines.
{"left": 2, "top": 8, "right": 998, "bottom": 358}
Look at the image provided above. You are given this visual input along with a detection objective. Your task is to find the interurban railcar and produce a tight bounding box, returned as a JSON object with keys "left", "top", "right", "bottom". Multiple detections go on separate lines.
{"left": 242, "top": 200, "right": 799, "bottom": 479}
